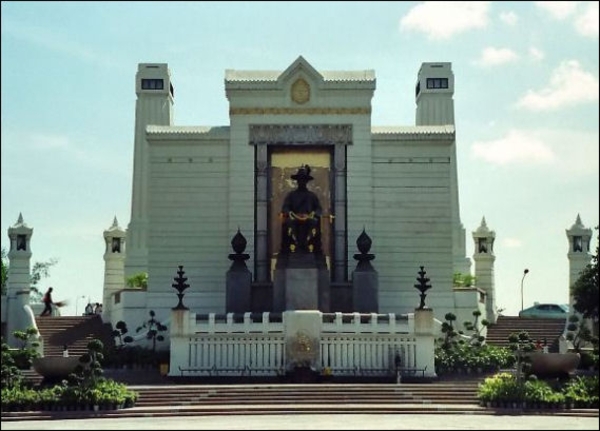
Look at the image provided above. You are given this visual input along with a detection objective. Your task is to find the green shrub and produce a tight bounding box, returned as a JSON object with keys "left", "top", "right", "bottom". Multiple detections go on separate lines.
{"left": 1, "top": 337, "right": 139, "bottom": 412}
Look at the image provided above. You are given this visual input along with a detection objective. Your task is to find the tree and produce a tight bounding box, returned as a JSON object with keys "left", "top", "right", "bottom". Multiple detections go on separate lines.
{"left": 572, "top": 226, "right": 599, "bottom": 326}
{"left": 11, "top": 327, "right": 41, "bottom": 369}
{"left": 136, "top": 310, "right": 167, "bottom": 353}
{"left": 566, "top": 313, "right": 598, "bottom": 357}
{"left": 111, "top": 321, "right": 133, "bottom": 347}
{"left": 0, "top": 247, "right": 58, "bottom": 301}
{"left": 126, "top": 272, "right": 148, "bottom": 289}
{"left": 29, "top": 258, "right": 59, "bottom": 302}
{"left": 69, "top": 339, "right": 105, "bottom": 390}
{"left": 1, "top": 248, "right": 7, "bottom": 296}
{"left": 452, "top": 272, "right": 477, "bottom": 288}
{"left": 507, "top": 330, "right": 535, "bottom": 402}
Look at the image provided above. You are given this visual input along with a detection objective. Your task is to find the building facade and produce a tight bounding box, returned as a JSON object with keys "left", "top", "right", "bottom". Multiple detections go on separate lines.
{"left": 103, "top": 57, "right": 484, "bottom": 340}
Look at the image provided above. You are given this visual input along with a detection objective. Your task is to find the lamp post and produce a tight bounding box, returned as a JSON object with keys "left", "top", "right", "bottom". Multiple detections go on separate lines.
{"left": 75, "top": 295, "right": 86, "bottom": 316}
{"left": 520, "top": 268, "right": 529, "bottom": 312}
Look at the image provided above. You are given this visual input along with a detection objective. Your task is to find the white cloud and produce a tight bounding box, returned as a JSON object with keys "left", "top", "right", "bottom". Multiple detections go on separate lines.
{"left": 475, "top": 47, "right": 519, "bottom": 67}
{"left": 534, "top": 1, "right": 580, "bottom": 20}
{"left": 574, "top": 2, "right": 599, "bottom": 38}
{"left": 503, "top": 238, "right": 523, "bottom": 248}
{"left": 499, "top": 11, "right": 518, "bottom": 26}
{"left": 399, "top": 2, "right": 491, "bottom": 40}
{"left": 29, "top": 133, "right": 70, "bottom": 150}
{"left": 471, "top": 129, "right": 556, "bottom": 165}
{"left": 1, "top": 18, "right": 120, "bottom": 70}
{"left": 7, "top": 130, "right": 129, "bottom": 177}
{"left": 516, "top": 60, "right": 599, "bottom": 111}
{"left": 471, "top": 128, "right": 599, "bottom": 176}
{"left": 528, "top": 47, "right": 545, "bottom": 61}
{"left": 537, "top": 129, "right": 599, "bottom": 177}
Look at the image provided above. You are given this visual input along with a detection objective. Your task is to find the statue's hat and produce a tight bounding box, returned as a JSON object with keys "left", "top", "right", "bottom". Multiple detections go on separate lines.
{"left": 291, "top": 165, "right": 313, "bottom": 181}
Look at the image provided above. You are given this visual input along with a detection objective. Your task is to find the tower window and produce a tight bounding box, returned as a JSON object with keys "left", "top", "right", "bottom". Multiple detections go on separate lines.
{"left": 17, "top": 235, "right": 26, "bottom": 251}
{"left": 112, "top": 237, "right": 121, "bottom": 253}
{"left": 141, "top": 79, "right": 164, "bottom": 90}
{"left": 426, "top": 78, "right": 448, "bottom": 89}
{"left": 573, "top": 236, "right": 582, "bottom": 252}
{"left": 478, "top": 238, "right": 488, "bottom": 253}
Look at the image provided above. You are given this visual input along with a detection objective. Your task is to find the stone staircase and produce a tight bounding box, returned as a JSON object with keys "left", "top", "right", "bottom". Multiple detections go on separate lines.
{"left": 486, "top": 316, "right": 567, "bottom": 351}
{"left": 4, "top": 379, "right": 598, "bottom": 421}
{"left": 0, "top": 379, "right": 485, "bottom": 419}
{"left": 35, "top": 315, "right": 115, "bottom": 357}
{"left": 131, "top": 381, "right": 480, "bottom": 407}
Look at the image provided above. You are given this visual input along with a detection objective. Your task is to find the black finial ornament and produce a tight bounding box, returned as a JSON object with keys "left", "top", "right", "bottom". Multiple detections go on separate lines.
{"left": 172, "top": 265, "right": 190, "bottom": 310}
{"left": 228, "top": 228, "right": 250, "bottom": 270}
{"left": 356, "top": 227, "right": 372, "bottom": 254}
{"left": 353, "top": 228, "right": 375, "bottom": 271}
{"left": 231, "top": 227, "right": 247, "bottom": 254}
{"left": 414, "top": 266, "right": 432, "bottom": 310}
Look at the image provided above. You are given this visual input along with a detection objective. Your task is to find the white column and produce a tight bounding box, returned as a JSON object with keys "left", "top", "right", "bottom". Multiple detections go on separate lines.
{"left": 103, "top": 216, "right": 126, "bottom": 322}
{"left": 6, "top": 213, "right": 34, "bottom": 347}
{"left": 472, "top": 217, "right": 497, "bottom": 323}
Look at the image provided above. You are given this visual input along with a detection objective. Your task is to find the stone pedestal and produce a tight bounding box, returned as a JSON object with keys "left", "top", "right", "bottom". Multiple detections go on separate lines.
{"left": 284, "top": 268, "right": 319, "bottom": 310}
{"left": 414, "top": 308, "right": 436, "bottom": 378}
{"left": 274, "top": 253, "right": 329, "bottom": 312}
{"left": 226, "top": 269, "right": 252, "bottom": 313}
{"left": 352, "top": 271, "right": 378, "bottom": 312}
{"left": 225, "top": 231, "right": 252, "bottom": 313}
{"left": 352, "top": 229, "right": 378, "bottom": 313}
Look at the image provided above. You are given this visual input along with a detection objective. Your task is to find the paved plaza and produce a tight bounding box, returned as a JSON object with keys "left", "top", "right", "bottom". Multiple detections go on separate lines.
{"left": 2, "top": 413, "right": 599, "bottom": 430}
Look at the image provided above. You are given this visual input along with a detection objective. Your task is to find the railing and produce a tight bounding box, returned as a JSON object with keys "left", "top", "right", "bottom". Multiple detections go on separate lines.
{"left": 170, "top": 311, "right": 420, "bottom": 377}
{"left": 320, "top": 333, "right": 417, "bottom": 375}
{"left": 178, "top": 333, "right": 285, "bottom": 376}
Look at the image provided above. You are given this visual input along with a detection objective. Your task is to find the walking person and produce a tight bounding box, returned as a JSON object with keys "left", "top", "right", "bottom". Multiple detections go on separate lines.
{"left": 39, "top": 287, "right": 54, "bottom": 316}
{"left": 84, "top": 302, "right": 94, "bottom": 315}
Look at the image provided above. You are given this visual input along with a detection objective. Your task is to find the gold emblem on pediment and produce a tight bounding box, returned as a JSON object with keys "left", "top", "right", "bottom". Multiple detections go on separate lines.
{"left": 291, "top": 78, "right": 310, "bottom": 104}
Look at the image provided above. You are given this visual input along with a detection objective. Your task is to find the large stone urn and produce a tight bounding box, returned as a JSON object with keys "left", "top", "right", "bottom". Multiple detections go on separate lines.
{"left": 529, "top": 352, "right": 580, "bottom": 377}
{"left": 32, "top": 356, "right": 82, "bottom": 380}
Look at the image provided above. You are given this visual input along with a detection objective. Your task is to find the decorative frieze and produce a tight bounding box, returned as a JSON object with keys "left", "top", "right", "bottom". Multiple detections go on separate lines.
{"left": 232, "top": 107, "right": 370, "bottom": 116}
{"left": 249, "top": 124, "right": 352, "bottom": 146}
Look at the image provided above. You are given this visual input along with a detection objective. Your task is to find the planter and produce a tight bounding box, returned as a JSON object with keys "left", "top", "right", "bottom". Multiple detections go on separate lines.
{"left": 528, "top": 352, "right": 580, "bottom": 377}
{"left": 32, "top": 356, "right": 81, "bottom": 379}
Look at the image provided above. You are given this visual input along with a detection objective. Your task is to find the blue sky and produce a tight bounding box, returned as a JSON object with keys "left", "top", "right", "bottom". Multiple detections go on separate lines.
{"left": 1, "top": 1, "right": 598, "bottom": 317}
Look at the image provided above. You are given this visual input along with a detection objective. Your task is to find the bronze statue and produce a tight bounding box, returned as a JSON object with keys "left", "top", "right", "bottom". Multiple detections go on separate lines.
{"left": 280, "top": 165, "right": 322, "bottom": 254}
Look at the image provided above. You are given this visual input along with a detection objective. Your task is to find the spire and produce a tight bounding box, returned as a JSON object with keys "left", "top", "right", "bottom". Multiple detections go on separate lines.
{"left": 14, "top": 212, "right": 29, "bottom": 228}
{"left": 12, "top": 212, "right": 30, "bottom": 229}
{"left": 104, "top": 216, "right": 125, "bottom": 236}
{"left": 572, "top": 213, "right": 583, "bottom": 229}
{"left": 474, "top": 216, "right": 492, "bottom": 235}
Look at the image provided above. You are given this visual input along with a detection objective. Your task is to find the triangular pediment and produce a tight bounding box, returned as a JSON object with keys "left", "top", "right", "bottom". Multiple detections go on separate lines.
{"left": 277, "top": 56, "right": 324, "bottom": 87}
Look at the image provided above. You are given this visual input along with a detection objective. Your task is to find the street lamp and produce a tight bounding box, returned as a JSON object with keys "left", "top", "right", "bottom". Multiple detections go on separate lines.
{"left": 520, "top": 268, "right": 530, "bottom": 312}
{"left": 75, "top": 295, "right": 86, "bottom": 316}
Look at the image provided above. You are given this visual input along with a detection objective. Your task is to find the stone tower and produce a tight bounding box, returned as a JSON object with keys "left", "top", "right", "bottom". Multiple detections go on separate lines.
{"left": 103, "top": 216, "right": 126, "bottom": 321}
{"left": 472, "top": 217, "right": 497, "bottom": 323}
{"left": 566, "top": 214, "right": 593, "bottom": 313}
{"left": 415, "top": 62, "right": 455, "bottom": 126}
{"left": 6, "top": 213, "right": 34, "bottom": 346}
{"left": 415, "top": 62, "right": 470, "bottom": 277}
{"left": 125, "top": 63, "right": 174, "bottom": 278}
